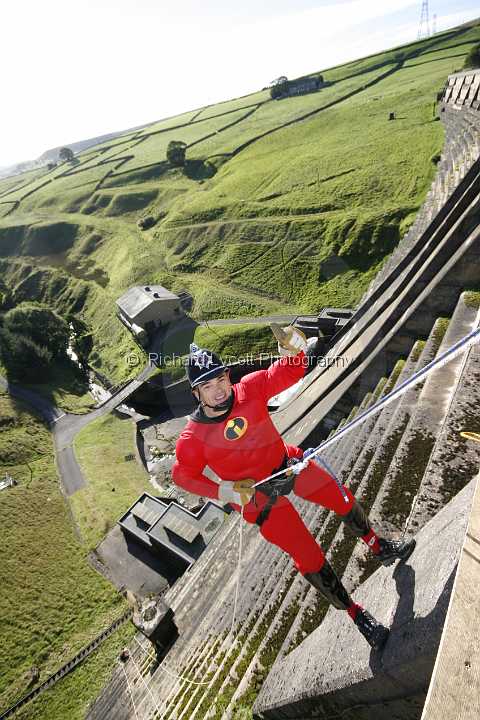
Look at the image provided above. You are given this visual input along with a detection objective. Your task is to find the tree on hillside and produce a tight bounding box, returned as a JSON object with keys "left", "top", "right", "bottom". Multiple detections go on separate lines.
{"left": 270, "top": 76, "right": 289, "bottom": 99}
{"left": 59, "top": 147, "right": 74, "bottom": 162}
{"left": 464, "top": 43, "right": 480, "bottom": 69}
{"left": 0, "top": 279, "right": 8, "bottom": 309}
{"left": 3, "top": 304, "right": 70, "bottom": 360}
{"left": 0, "top": 327, "right": 53, "bottom": 381}
{"left": 166, "top": 141, "right": 187, "bottom": 167}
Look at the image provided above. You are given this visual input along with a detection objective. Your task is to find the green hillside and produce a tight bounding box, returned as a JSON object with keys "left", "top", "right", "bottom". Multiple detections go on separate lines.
{"left": 0, "top": 391, "right": 133, "bottom": 718}
{"left": 1, "top": 23, "right": 479, "bottom": 385}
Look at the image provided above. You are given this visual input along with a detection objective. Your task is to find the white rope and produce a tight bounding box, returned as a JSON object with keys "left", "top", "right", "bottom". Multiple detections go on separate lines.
{"left": 129, "top": 651, "right": 163, "bottom": 716}
{"left": 134, "top": 635, "right": 213, "bottom": 686}
{"left": 121, "top": 662, "right": 140, "bottom": 720}
{"left": 228, "top": 505, "right": 245, "bottom": 637}
{"left": 253, "top": 326, "right": 480, "bottom": 490}
{"left": 130, "top": 507, "right": 246, "bottom": 696}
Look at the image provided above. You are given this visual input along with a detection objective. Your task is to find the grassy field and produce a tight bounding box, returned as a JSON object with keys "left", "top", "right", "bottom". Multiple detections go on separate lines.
{"left": 0, "top": 391, "right": 129, "bottom": 717}
{"left": 194, "top": 322, "right": 277, "bottom": 359}
{"left": 0, "top": 21, "right": 478, "bottom": 720}
{"left": 71, "top": 411, "right": 154, "bottom": 549}
{"left": 0, "top": 25, "right": 478, "bottom": 391}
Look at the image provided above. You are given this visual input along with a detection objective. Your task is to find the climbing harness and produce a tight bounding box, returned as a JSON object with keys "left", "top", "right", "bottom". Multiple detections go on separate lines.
{"left": 253, "top": 455, "right": 296, "bottom": 527}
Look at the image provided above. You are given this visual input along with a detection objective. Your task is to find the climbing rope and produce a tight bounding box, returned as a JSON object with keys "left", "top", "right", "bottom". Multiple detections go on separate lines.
{"left": 460, "top": 431, "right": 480, "bottom": 443}
{"left": 307, "top": 452, "right": 350, "bottom": 504}
{"left": 253, "top": 324, "right": 480, "bottom": 491}
{"left": 221, "top": 323, "right": 480, "bottom": 678}
{"left": 401, "top": 314, "right": 480, "bottom": 539}
{"left": 127, "top": 324, "right": 480, "bottom": 703}
{"left": 134, "top": 635, "right": 213, "bottom": 686}
{"left": 129, "top": 651, "right": 163, "bottom": 716}
{"left": 127, "top": 513, "right": 245, "bottom": 699}
{"left": 229, "top": 506, "right": 245, "bottom": 637}
{"left": 121, "top": 662, "right": 140, "bottom": 720}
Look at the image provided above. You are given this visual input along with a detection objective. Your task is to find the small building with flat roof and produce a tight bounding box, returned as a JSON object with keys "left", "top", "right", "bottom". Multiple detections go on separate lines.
{"left": 119, "top": 493, "right": 227, "bottom": 573}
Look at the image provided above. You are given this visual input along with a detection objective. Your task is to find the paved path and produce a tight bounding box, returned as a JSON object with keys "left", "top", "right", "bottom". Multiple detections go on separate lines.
{"left": 199, "top": 314, "right": 297, "bottom": 326}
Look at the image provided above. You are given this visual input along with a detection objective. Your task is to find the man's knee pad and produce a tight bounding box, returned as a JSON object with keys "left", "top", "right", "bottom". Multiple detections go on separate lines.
{"left": 304, "top": 560, "right": 351, "bottom": 610}
{"left": 341, "top": 499, "right": 371, "bottom": 537}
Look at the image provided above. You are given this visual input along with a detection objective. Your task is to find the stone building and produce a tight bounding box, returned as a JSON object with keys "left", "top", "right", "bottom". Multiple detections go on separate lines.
{"left": 270, "top": 74, "right": 324, "bottom": 99}
{"left": 115, "top": 285, "right": 183, "bottom": 347}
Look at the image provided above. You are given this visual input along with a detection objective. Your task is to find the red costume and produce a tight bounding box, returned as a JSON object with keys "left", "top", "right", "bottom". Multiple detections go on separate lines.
{"left": 173, "top": 351, "right": 356, "bottom": 575}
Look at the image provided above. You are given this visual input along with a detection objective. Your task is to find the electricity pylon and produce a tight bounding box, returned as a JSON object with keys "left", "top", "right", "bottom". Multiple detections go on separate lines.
{"left": 417, "top": 0, "right": 430, "bottom": 39}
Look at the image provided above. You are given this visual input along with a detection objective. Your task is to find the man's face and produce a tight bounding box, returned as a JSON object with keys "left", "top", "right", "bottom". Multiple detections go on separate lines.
{"left": 194, "top": 371, "right": 232, "bottom": 409}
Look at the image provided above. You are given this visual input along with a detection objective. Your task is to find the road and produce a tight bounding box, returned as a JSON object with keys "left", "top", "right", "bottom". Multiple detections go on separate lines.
{"left": 0, "top": 373, "right": 148, "bottom": 497}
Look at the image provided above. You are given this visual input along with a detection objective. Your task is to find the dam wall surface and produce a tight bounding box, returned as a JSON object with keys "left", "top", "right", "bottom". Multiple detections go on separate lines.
{"left": 253, "top": 478, "right": 477, "bottom": 719}
{"left": 85, "top": 70, "right": 480, "bottom": 720}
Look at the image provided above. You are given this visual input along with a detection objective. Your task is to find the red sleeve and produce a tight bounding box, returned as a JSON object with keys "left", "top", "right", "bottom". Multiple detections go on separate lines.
{"left": 172, "top": 433, "right": 221, "bottom": 500}
{"left": 240, "top": 350, "right": 307, "bottom": 401}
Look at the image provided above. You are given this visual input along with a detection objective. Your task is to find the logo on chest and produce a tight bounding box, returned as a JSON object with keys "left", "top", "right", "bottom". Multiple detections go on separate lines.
{"left": 224, "top": 416, "right": 248, "bottom": 440}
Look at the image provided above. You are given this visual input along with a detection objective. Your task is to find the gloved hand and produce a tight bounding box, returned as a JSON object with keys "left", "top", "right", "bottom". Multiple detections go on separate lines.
{"left": 270, "top": 323, "right": 307, "bottom": 357}
{"left": 218, "top": 478, "right": 256, "bottom": 507}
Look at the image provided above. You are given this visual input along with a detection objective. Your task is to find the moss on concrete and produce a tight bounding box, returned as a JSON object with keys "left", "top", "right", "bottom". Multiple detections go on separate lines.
{"left": 410, "top": 339, "right": 426, "bottom": 363}
{"left": 464, "top": 291, "right": 480, "bottom": 309}
{"left": 380, "top": 427, "right": 436, "bottom": 527}
{"left": 431, "top": 317, "right": 450, "bottom": 350}
{"left": 382, "top": 359, "right": 405, "bottom": 396}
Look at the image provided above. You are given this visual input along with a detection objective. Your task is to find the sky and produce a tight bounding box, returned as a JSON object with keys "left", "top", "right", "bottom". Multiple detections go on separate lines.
{"left": 0, "top": 0, "right": 479, "bottom": 167}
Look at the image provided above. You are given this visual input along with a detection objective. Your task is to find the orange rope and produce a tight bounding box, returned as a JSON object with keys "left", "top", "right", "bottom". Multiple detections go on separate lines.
{"left": 460, "top": 431, "right": 480, "bottom": 444}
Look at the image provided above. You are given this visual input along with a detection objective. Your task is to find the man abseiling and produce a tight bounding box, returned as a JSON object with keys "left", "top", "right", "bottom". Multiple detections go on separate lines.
{"left": 172, "top": 325, "right": 415, "bottom": 649}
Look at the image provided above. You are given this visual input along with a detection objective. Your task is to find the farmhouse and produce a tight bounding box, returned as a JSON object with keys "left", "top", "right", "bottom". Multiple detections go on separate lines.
{"left": 270, "top": 74, "right": 325, "bottom": 99}
{"left": 116, "top": 284, "right": 183, "bottom": 346}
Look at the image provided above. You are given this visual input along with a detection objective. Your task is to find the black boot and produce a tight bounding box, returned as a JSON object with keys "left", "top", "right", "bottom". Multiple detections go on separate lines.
{"left": 354, "top": 609, "right": 390, "bottom": 650}
{"left": 376, "top": 537, "right": 416, "bottom": 567}
{"left": 304, "top": 560, "right": 351, "bottom": 610}
{"left": 304, "top": 563, "right": 390, "bottom": 650}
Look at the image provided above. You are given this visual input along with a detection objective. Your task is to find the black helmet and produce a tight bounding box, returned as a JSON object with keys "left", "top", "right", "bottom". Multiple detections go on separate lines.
{"left": 187, "top": 343, "right": 227, "bottom": 388}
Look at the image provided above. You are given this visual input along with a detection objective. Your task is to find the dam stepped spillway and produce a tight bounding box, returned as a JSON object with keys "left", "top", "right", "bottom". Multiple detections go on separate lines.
{"left": 86, "top": 68, "right": 480, "bottom": 720}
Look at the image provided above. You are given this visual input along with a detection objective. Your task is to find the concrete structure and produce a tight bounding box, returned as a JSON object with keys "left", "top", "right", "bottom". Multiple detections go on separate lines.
{"left": 87, "top": 68, "right": 480, "bottom": 720}
{"left": 271, "top": 75, "right": 324, "bottom": 99}
{"left": 253, "top": 479, "right": 477, "bottom": 719}
{"left": 132, "top": 595, "right": 178, "bottom": 657}
{"left": 421, "top": 471, "right": 480, "bottom": 720}
{"left": 286, "top": 76, "right": 323, "bottom": 96}
{"left": 115, "top": 285, "right": 183, "bottom": 347}
{"left": 119, "top": 493, "right": 227, "bottom": 573}
{"left": 318, "top": 307, "right": 354, "bottom": 335}
{"left": 442, "top": 69, "right": 480, "bottom": 109}
{"left": 294, "top": 308, "right": 354, "bottom": 340}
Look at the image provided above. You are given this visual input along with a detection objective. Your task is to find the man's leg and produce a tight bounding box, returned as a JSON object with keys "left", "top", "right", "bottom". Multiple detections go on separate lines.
{"left": 241, "top": 494, "right": 326, "bottom": 575}
{"left": 293, "top": 460, "right": 415, "bottom": 566}
{"left": 237, "top": 495, "right": 389, "bottom": 650}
